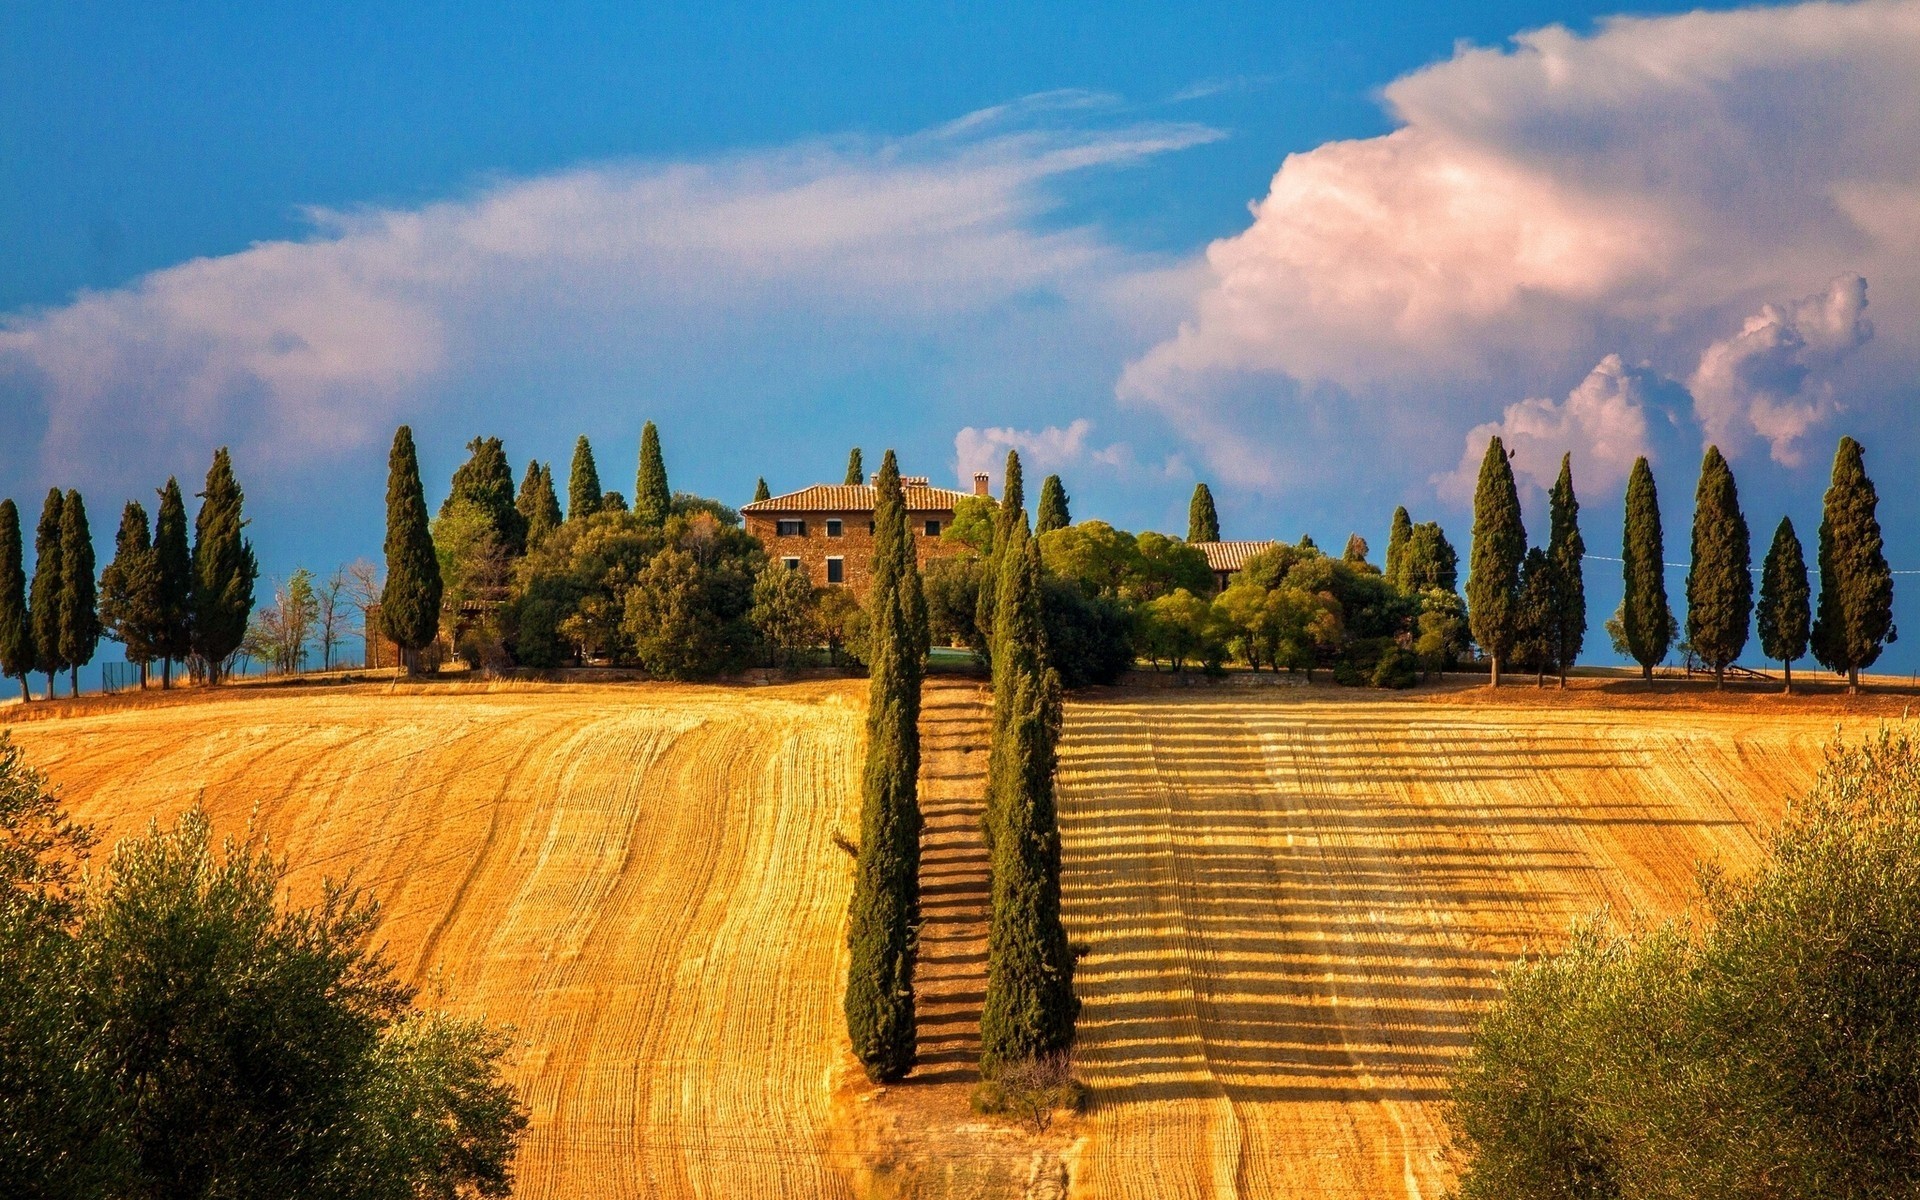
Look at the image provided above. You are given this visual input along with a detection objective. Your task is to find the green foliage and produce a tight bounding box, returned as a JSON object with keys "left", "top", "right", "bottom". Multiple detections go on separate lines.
{"left": 753, "top": 477, "right": 771, "bottom": 503}
{"left": 443, "top": 436, "right": 527, "bottom": 557}
{"left": 1343, "top": 533, "right": 1370, "bottom": 565}
{"left": 29, "top": 490, "right": 65, "bottom": 687}
{"left": 1547, "top": 455, "right": 1586, "bottom": 682}
{"left": 1038, "top": 578, "right": 1133, "bottom": 687}
{"left": 1812, "top": 436, "right": 1894, "bottom": 688}
{"left": 924, "top": 555, "right": 989, "bottom": 656}
{"left": 943, "top": 495, "right": 998, "bottom": 556}
{"left": 669, "top": 491, "right": 739, "bottom": 527}
{"left": 1035, "top": 475, "right": 1070, "bottom": 535}
{"left": 618, "top": 515, "right": 762, "bottom": 679}
{"left": 0, "top": 502, "right": 30, "bottom": 696}
{"left": 1415, "top": 588, "right": 1469, "bottom": 677}
{"left": 99, "top": 501, "right": 161, "bottom": 671}
{"left": 1685, "top": 446, "right": 1752, "bottom": 684}
{"left": 56, "top": 492, "right": 100, "bottom": 694}
{"left": 1450, "top": 729, "right": 1920, "bottom": 1200}
{"left": 1187, "top": 483, "right": 1220, "bottom": 543}
{"left": 190, "top": 449, "right": 259, "bottom": 679}
{"left": 1758, "top": 517, "right": 1810, "bottom": 686}
{"left": 634, "top": 421, "right": 672, "bottom": 528}
{"left": 1514, "top": 546, "right": 1558, "bottom": 683}
{"left": 844, "top": 447, "right": 864, "bottom": 486}
{"left": 1135, "top": 532, "right": 1214, "bottom": 599}
{"left": 600, "top": 490, "right": 628, "bottom": 513}
{"left": 1467, "top": 437, "right": 1525, "bottom": 681}
{"left": 1404, "top": 521, "right": 1460, "bottom": 592}
{"left": 516, "top": 460, "right": 562, "bottom": 550}
{"left": 433, "top": 498, "right": 509, "bottom": 612}
{"left": 844, "top": 452, "right": 926, "bottom": 1082}
{"left": 1370, "top": 644, "right": 1418, "bottom": 689}
{"left": 1385, "top": 506, "right": 1413, "bottom": 589}
{"left": 815, "top": 586, "right": 868, "bottom": 668}
{"left": 505, "top": 511, "right": 662, "bottom": 666}
{"left": 566, "top": 436, "right": 603, "bottom": 522}
{"left": 151, "top": 479, "right": 193, "bottom": 681}
{"left": 749, "top": 562, "right": 818, "bottom": 668}
{"left": 1141, "top": 588, "right": 1222, "bottom": 671}
{"left": 1621, "top": 456, "right": 1672, "bottom": 678}
{"left": 379, "top": 427, "right": 443, "bottom": 667}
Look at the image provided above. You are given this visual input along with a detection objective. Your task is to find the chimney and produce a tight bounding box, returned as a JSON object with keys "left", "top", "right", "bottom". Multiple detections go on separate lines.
{"left": 973, "top": 472, "right": 990, "bottom": 497}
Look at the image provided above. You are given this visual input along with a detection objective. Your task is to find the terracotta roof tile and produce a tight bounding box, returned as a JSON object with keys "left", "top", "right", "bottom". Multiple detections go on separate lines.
{"left": 742, "top": 482, "right": 975, "bottom": 514}
{"left": 1192, "top": 540, "right": 1280, "bottom": 573}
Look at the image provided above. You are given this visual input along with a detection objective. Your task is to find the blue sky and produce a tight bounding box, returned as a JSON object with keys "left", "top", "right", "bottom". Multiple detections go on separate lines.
{"left": 5, "top": 1, "right": 1920, "bottom": 672}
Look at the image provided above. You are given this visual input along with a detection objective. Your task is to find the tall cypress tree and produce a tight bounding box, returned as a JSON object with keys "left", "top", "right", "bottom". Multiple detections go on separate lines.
{"left": 1547, "top": 456, "right": 1586, "bottom": 687}
{"left": 1036, "top": 475, "right": 1070, "bottom": 535}
{"left": 190, "top": 449, "right": 257, "bottom": 682}
{"left": 753, "top": 477, "right": 771, "bottom": 503}
{"left": 517, "top": 461, "right": 562, "bottom": 550}
{"left": 634, "top": 421, "right": 671, "bottom": 527}
{"left": 0, "top": 499, "right": 32, "bottom": 701}
{"left": 1621, "top": 456, "right": 1672, "bottom": 682}
{"left": 845, "top": 448, "right": 864, "bottom": 486}
{"left": 1685, "top": 446, "right": 1752, "bottom": 689}
{"left": 979, "top": 529, "right": 1076, "bottom": 1073}
{"left": 152, "top": 478, "right": 193, "bottom": 688}
{"left": 100, "top": 500, "right": 159, "bottom": 687}
{"left": 1515, "top": 546, "right": 1558, "bottom": 687}
{"left": 444, "top": 437, "right": 527, "bottom": 556}
{"left": 57, "top": 491, "right": 100, "bottom": 697}
{"left": 1187, "top": 483, "right": 1220, "bottom": 543}
{"left": 1386, "top": 506, "right": 1414, "bottom": 590}
{"left": 1758, "top": 516, "right": 1810, "bottom": 694}
{"left": 1812, "top": 436, "right": 1894, "bottom": 693}
{"left": 1467, "top": 437, "right": 1524, "bottom": 687}
{"left": 567, "top": 436, "right": 603, "bottom": 522}
{"left": 974, "top": 451, "right": 1025, "bottom": 658}
{"left": 29, "top": 490, "right": 66, "bottom": 697}
{"left": 381, "top": 426, "right": 443, "bottom": 675}
{"left": 843, "top": 451, "right": 928, "bottom": 1082}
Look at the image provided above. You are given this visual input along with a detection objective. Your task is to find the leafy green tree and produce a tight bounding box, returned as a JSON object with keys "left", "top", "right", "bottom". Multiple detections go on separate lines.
{"left": 442, "top": 437, "right": 527, "bottom": 557}
{"left": 1621, "top": 456, "right": 1672, "bottom": 681}
{"left": 1134, "top": 532, "right": 1214, "bottom": 600}
{"left": 28, "top": 490, "right": 66, "bottom": 697}
{"left": 380, "top": 427, "right": 443, "bottom": 675}
{"left": 1385, "top": 506, "right": 1413, "bottom": 589}
{"left": 943, "top": 495, "right": 998, "bottom": 555}
{"left": 621, "top": 548, "right": 730, "bottom": 679}
{"left": 516, "top": 461, "right": 562, "bottom": 550}
{"left": 1187, "top": 483, "right": 1220, "bottom": 543}
{"left": 1036, "top": 475, "right": 1070, "bottom": 535}
{"left": 56, "top": 492, "right": 100, "bottom": 697}
{"left": 0, "top": 502, "right": 31, "bottom": 701}
{"left": 1343, "top": 533, "right": 1370, "bottom": 565}
{"left": 844, "top": 448, "right": 864, "bottom": 486}
{"left": 99, "top": 501, "right": 160, "bottom": 686}
{"left": 753, "top": 477, "right": 771, "bottom": 503}
{"left": 1143, "top": 589, "right": 1222, "bottom": 671}
{"left": 1685, "top": 446, "right": 1752, "bottom": 688}
{"left": 151, "top": 479, "right": 193, "bottom": 688}
{"left": 749, "top": 562, "right": 817, "bottom": 668}
{"left": 567, "top": 436, "right": 603, "bottom": 522}
{"left": 600, "top": 490, "right": 628, "bottom": 514}
{"left": 844, "top": 452, "right": 928, "bottom": 1082}
{"left": 189, "top": 450, "right": 257, "bottom": 682}
{"left": 1467, "top": 437, "right": 1524, "bottom": 687}
{"left": 1758, "top": 517, "right": 1810, "bottom": 693}
{"left": 634, "top": 421, "right": 671, "bottom": 528}
{"left": 1812, "top": 436, "right": 1894, "bottom": 693}
{"left": 1403, "top": 521, "right": 1460, "bottom": 593}
{"left": 1514, "top": 546, "right": 1557, "bottom": 687}
{"left": 1415, "top": 588, "right": 1469, "bottom": 679}
{"left": 1547, "top": 455, "right": 1586, "bottom": 686}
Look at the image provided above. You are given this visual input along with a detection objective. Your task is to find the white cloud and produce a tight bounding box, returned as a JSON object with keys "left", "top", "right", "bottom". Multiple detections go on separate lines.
{"left": 954, "top": 418, "right": 1112, "bottom": 483}
{"left": 1121, "top": 0, "right": 1920, "bottom": 495}
{"left": 1687, "top": 275, "right": 1873, "bottom": 465}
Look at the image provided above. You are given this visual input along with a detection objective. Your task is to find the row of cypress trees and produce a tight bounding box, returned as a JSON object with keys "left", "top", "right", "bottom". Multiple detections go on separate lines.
{"left": 1467, "top": 434, "right": 1892, "bottom": 692}
{"left": 0, "top": 451, "right": 255, "bottom": 699}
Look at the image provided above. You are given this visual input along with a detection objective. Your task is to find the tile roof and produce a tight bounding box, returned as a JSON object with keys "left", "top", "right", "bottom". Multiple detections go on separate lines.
{"left": 1192, "top": 540, "right": 1280, "bottom": 573}
{"left": 742, "top": 482, "right": 976, "bottom": 514}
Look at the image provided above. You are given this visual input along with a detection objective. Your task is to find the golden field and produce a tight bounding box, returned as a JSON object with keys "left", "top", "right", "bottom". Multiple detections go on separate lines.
{"left": 3, "top": 677, "right": 1885, "bottom": 1198}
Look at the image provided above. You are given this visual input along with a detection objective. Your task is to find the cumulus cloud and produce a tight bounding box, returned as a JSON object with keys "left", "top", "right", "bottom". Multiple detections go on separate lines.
{"left": 953, "top": 417, "right": 1136, "bottom": 486}
{"left": 1121, "top": 0, "right": 1920, "bottom": 495}
{"left": 0, "top": 94, "right": 1216, "bottom": 488}
{"left": 1688, "top": 275, "right": 1874, "bottom": 465}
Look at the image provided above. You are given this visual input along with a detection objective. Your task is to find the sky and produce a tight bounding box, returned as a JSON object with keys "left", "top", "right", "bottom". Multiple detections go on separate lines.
{"left": 4, "top": 1, "right": 1920, "bottom": 672}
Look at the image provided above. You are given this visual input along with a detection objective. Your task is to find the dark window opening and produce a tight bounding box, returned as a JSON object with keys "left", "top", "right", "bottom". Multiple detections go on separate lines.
{"left": 924, "top": 520, "right": 942, "bottom": 537}
{"left": 782, "top": 557, "right": 801, "bottom": 572}
{"left": 776, "top": 519, "right": 806, "bottom": 537}
{"left": 826, "top": 557, "right": 845, "bottom": 584}
{"left": 826, "top": 519, "right": 843, "bottom": 538}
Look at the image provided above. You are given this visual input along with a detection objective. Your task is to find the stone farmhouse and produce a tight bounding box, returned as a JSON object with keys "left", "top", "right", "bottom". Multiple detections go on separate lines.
{"left": 742, "top": 472, "right": 989, "bottom": 598}
{"left": 1191, "top": 540, "right": 1280, "bottom": 592}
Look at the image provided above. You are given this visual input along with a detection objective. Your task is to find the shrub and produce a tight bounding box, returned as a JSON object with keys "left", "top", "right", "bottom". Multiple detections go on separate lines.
{"left": 1370, "top": 645, "right": 1418, "bottom": 689}
{"left": 1040, "top": 579, "right": 1134, "bottom": 687}
{"left": 970, "top": 1052, "right": 1089, "bottom": 1134}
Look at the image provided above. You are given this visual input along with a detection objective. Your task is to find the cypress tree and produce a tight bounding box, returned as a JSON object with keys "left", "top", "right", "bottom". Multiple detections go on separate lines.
{"left": 845, "top": 448, "right": 864, "bottom": 486}
{"left": 58, "top": 491, "right": 101, "bottom": 697}
{"left": 381, "top": 426, "right": 443, "bottom": 675}
{"left": 1812, "top": 436, "right": 1894, "bottom": 693}
{"left": 1036, "top": 475, "right": 1070, "bottom": 535}
{"left": 1343, "top": 533, "right": 1370, "bottom": 565}
{"left": 753, "top": 477, "right": 771, "bottom": 503}
{"left": 152, "top": 478, "right": 193, "bottom": 688}
{"left": 1547, "top": 456, "right": 1586, "bottom": 687}
{"left": 29, "top": 490, "right": 66, "bottom": 697}
{"left": 1467, "top": 437, "right": 1524, "bottom": 687}
{"left": 1405, "top": 522, "right": 1459, "bottom": 593}
{"left": 444, "top": 437, "right": 527, "bottom": 556}
{"left": 1386, "top": 506, "right": 1413, "bottom": 589}
{"left": 979, "top": 530, "right": 1076, "bottom": 1073}
{"left": 517, "top": 461, "right": 562, "bottom": 550}
{"left": 843, "top": 450, "right": 928, "bottom": 1082}
{"left": 1758, "top": 517, "right": 1810, "bottom": 694}
{"left": 1621, "top": 457, "right": 1672, "bottom": 682}
{"left": 190, "top": 449, "right": 257, "bottom": 682}
{"left": 567, "top": 436, "right": 603, "bottom": 522}
{"left": 634, "top": 421, "right": 670, "bottom": 527}
{"left": 0, "top": 500, "right": 31, "bottom": 700}
{"left": 1188, "top": 483, "right": 1220, "bottom": 543}
{"left": 974, "top": 451, "right": 1025, "bottom": 657}
{"left": 99, "top": 500, "right": 159, "bottom": 687}
{"left": 1516, "top": 546, "right": 1558, "bottom": 687}
{"left": 1685, "top": 446, "right": 1752, "bottom": 689}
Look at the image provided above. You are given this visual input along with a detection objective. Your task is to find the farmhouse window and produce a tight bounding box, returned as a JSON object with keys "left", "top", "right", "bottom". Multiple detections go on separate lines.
{"left": 826, "top": 519, "right": 843, "bottom": 538}
{"left": 924, "top": 520, "right": 942, "bottom": 537}
{"left": 826, "top": 557, "right": 845, "bottom": 584}
{"left": 782, "top": 557, "right": 801, "bottom": 572}
{"left": 776, "top": 519, "right": 806, "bottom": 537}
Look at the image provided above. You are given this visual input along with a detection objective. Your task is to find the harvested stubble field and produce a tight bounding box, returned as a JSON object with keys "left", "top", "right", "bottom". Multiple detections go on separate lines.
{"left": 1, "top": 675, "right": 1890, "bottom": 1198}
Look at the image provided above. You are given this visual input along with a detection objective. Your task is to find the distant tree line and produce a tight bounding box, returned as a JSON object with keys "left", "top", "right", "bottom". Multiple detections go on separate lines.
{"left": 0, "top": 449, "right": 258, "bottom": 699}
